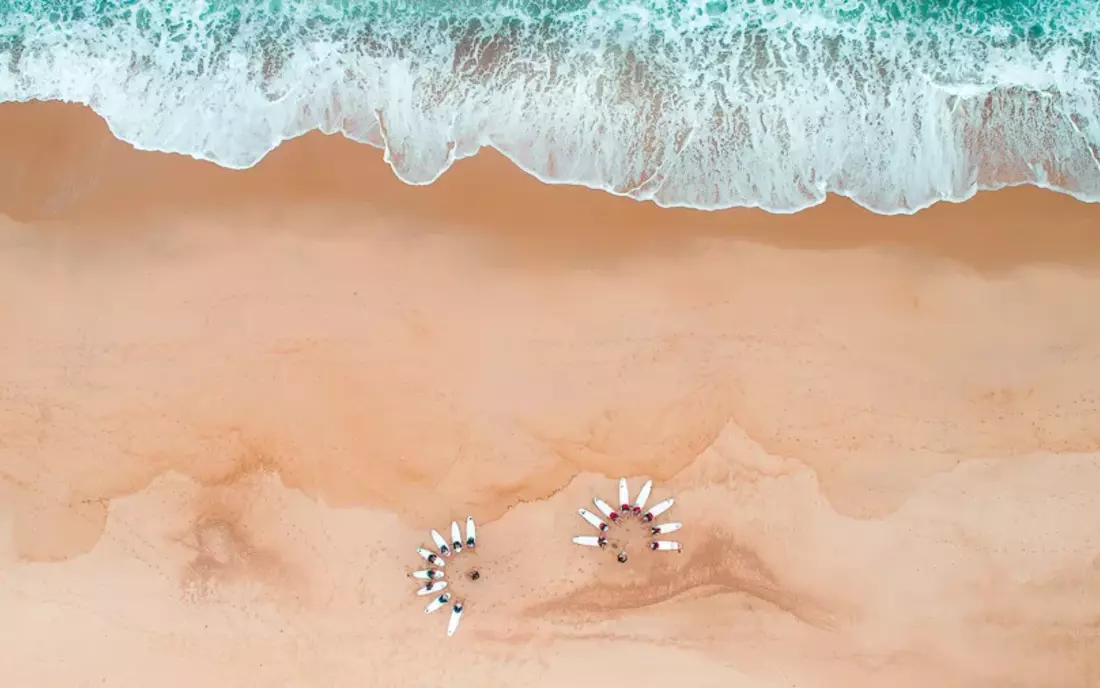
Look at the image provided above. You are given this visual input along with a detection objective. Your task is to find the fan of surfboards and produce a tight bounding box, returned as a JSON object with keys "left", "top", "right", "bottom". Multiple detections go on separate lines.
{"left": 573, "top": 478, "right": 682, "bottom": 556}
{"left": 414, "top": 515, "right": 476, "bottom": 636}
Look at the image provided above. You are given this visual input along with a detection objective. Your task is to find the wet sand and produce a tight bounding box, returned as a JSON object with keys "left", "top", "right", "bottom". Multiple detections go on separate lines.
{"left": 1, "top": 102, "right": 1099, "bottom": 688}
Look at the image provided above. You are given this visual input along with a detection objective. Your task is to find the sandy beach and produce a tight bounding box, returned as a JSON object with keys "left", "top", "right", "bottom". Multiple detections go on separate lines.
{"left": 1, "top": 102, "right": 1099, "bottom": 688}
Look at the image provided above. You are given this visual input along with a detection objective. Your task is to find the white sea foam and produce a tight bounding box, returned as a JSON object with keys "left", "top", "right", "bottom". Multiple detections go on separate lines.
{"left": 1, "top": 0, "right": 1097, "bottom": 214}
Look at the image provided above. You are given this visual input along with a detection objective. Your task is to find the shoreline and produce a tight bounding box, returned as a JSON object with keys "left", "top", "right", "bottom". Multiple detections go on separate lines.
{"left": 1, "top": 102, "right": 1099, "bottom": 273}
{"left": 58, "top": 100, "right": 1100, "bottom": 219}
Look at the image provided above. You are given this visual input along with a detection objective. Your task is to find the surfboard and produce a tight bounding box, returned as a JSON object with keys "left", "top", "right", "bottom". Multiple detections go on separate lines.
{"left": 417, "top": 547, "right": 446, "bottom": 567}
{"left": 578, "top": 507, "right": 608, "bottom": 531}
{"left": 651, "top": 521, "right": 682, "bottom": 535}
{"left": 572, "top": 535, "right": 608, "bottom": 548}
{"left": 431, "top": 529, "right": 451, "bottom": 556}
{"left": 424, "top": 592, "right": 451, "bottom": 614}
{"left": 619, "top": 477, "right": 630, "bottom": 512}
{"left": 649, "top": 540, "right": 682, "bottom": 552}
{"left": 447, "top": 602, "right": 464, "bottom": 637}
{"left": 412, "top": 569, "right": 445, "bottom": 580}
{"left": 643, "top": 498, "right": 674, "bottom": 522}
{"left": 632, "top": 479, "right": 653, "bottom": 515}
{"left": 466, "top": 516, "right": 476, "bottom": 548}
{"left": 593, "top": 497, "right": 618, "bottom": 521}
{"left": 416, "top": 580, "right": 448, "bottom": 596}
{"left": 450, "top": 520, "right": 463, "bottom": 554}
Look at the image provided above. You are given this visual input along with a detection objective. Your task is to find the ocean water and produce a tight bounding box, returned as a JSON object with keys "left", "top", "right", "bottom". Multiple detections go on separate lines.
{"left": 0, "top": 0, "right": 1097, "bottom": 213}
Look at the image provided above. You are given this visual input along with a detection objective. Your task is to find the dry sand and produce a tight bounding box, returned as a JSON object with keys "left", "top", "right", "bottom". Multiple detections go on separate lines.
{"left": 1, "top": 102, "right": 1099, "bottom": 688}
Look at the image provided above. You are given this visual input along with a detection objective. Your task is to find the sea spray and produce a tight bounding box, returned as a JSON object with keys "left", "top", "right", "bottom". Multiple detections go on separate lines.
{"left": 1, "top": 0, "right": 1097, "bottom": 214}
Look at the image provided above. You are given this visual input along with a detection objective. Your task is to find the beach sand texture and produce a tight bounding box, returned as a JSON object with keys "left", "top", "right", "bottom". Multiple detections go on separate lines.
{"left": 1, "top": 103, "right": 1099, "bottom": 688}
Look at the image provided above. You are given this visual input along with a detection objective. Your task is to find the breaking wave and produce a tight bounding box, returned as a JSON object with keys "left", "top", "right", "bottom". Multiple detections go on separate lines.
{"left": 1, "top": 0, "right": 1098, "bottom": 213}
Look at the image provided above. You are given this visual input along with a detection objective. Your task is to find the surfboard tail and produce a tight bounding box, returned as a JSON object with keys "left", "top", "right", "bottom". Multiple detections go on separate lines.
{"left": 618, "top": 477, "right": 630, "bottom": 512}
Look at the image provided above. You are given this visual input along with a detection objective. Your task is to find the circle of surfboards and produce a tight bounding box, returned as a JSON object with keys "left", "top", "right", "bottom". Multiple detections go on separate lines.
{"left": 573, "top": 477, "right": 682, "bottom": 558}
{"left": 414, "top": 516, "right": 476, "bottom": 637}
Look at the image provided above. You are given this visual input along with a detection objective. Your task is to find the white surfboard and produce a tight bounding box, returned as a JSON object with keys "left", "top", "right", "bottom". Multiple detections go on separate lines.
{"left": 618, "top": 477, "right": 630, "bottom": 512}
{"left": 416, "top": 580, "right": 448, "bottom": 596}
{"left": 447, "top": 601, "right": 464, "bottom": 637}
{"left": 465, "top": 516, "right": 476, "bottom": 548}
{"left": 424, "top": 592, "right": 451, "bottom": 614}
{"left": 572, "top": 535, "right": 608, "bottom": 548}
{"left": 593, "top": 497, "right": 618, "bottom": 521}
{"left": 649, "top": 540, "right": 682, "bottom": 552}
{"left": 412, "top": 569, "right": 445, "bottom": 580}
{"left": 651, "top": 522, "right": 682, "bottom": 535}
{"left": 431, "top": 529, "right": 451, "bottom": 556}
{"left": 417, "top": 547, "right": 446, "bottom": 567}
{"left": 578, "top": 508, "right": 608, "bottom": 531}
{"left": 643, "top": 498, "right": 674, "bottom": 522}
{"left": 450, "top": 520, "right": 463, "bottom": 554}
{"left": 632, "top": 479, "right": 653, "bottom": 515}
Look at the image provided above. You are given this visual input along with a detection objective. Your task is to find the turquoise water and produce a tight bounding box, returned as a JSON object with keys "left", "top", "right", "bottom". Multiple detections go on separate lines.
{"left": 1, "top": 1, "right": 1097, "bottom": 213}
